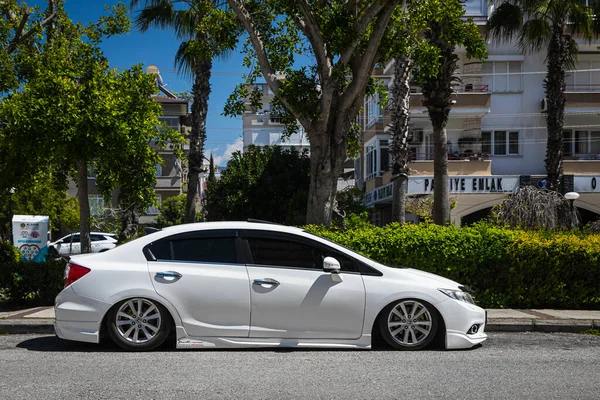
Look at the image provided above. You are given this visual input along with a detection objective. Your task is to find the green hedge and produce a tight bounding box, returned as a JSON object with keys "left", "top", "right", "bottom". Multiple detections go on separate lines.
{"left": 305, "top": 221, "right": 600, "bottom": 309}
{"left": 0, "top": 256, "right": 66, "bottom": 306}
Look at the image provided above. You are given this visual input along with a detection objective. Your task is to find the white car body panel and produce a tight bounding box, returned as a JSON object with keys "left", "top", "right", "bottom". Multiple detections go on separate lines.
{"left": 247, "top": 266, "right": 365, "bottom": 339}
{"left": 54, "top": 221, "right": 487, "bottom": 350}
{"left": 148, "top": 260, "right": 251, "bottom": 337}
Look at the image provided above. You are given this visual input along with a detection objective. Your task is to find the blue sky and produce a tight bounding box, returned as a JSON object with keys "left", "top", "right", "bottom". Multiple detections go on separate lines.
{"left": 36, "top": 0, "right": 249, "bottom": 166}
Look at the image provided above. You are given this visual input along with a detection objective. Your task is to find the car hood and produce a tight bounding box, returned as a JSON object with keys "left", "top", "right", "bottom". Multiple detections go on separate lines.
{"left": 374, "top": 263, "right": 461, "bottom": 289}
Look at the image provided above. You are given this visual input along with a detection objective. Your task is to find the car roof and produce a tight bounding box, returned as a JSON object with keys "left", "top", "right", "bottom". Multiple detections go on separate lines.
{"left": 158, "top": 221, "right": 304, "bottom": 235}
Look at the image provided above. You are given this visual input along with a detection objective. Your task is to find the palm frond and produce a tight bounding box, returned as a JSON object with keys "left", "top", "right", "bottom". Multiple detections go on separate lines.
{"left": 132, "top": 0, "right": 177, "bottom": 33}
{"left": 487, "top": 2, "right": 524, "bottom": 43}
{"left": 563, "top": 35, "right": 579, "bottom": 71}
{"left": 518, "top": 18, "right": 551, "bottom": 54}
{"left": 174, "top": 40, "right": 198, "bottom": 78}
{"left": 568, "top": 4, "right": 594, "bottom": 39}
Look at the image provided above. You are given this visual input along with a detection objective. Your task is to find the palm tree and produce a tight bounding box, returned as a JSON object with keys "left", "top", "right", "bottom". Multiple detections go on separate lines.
{"left": 130, "top": 0, "right": 240, "bottom": 222}
{"left": 488, "top": 0, "right": 600, "bottom": 191}
{"left": 390, "top": 55, "right": 413, "bottom": 224}
{"left": 412, "top": 0, "right": 487, "bottom": 225}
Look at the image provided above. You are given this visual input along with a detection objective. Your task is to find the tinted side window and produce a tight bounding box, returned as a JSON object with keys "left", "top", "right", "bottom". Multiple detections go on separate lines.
{"left": 66, "top": 235, "right": 80, "bottom": 243}
{"left": 246, "top": 237, "right": 356, "bottom": 272}
{"left": 150, "top": 237, "right": 237, "bottom": 264}
{"left": 90, "top": 234, "right": 105, "bottom": 242}
{"left": 247, "top": 238, "right": 320, "bottom": 269}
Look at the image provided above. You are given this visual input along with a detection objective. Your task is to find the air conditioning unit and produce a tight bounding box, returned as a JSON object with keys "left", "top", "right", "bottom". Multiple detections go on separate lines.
{"left": 541, "top": 98, "right": 548, "bottom": 113}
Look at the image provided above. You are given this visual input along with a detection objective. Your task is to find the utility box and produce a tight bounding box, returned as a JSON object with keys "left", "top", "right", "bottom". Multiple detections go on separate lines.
{"left": 12, "top": 215, "right": 50, "bottom": 262}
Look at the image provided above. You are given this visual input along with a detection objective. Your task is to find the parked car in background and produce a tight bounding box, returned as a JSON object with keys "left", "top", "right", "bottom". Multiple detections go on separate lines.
{"left": 54, "top": 221, "right": 488, "bottom": 351}
{"left": 49, "top": 232, "right": 118, "bottom": 256}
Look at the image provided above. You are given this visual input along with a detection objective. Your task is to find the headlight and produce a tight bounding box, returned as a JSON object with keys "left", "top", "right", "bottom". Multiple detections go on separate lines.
{"left": 438, "top": 288, "right": 476, "bottom": 304}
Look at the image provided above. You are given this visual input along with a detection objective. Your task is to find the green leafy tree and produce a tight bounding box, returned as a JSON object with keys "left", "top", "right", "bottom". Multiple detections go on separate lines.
{"left": 0, "top": 0, "right": 57, "bottom": 93}
{"left": 412, "top": 0, "right": 487, "bottom": 225}
{"left": 0, "top": 3, "right": 182, "bottom": 252}
{"left": 225, "top": 0, "right": 403, "bottom": 225}
{"left": 155, "top": 194, "right": 186, "bottom": 228}
{"left": 487, "top": 0, "right": 600, "bottom": 191}
{"left": 209, "top": 145, "right": 310, "bottom": 225}
{"left": 131, "top": 0, "right": 242, "bottom": 224}
{"left": 205, "top": 153, "right": 217, "bottom": 219}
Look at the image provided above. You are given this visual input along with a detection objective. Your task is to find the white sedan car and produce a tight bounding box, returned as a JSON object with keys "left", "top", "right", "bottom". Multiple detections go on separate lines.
{"left": 54, "top": 221, "right": 487, "bottom": 351}
{"left": 50, "top": 232, "right": 118, "bottom": 256}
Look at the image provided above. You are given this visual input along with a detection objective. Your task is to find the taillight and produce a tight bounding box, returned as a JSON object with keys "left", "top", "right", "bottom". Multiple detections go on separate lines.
{"left": 64, "top": 262, "right": 91, "bottom": 287}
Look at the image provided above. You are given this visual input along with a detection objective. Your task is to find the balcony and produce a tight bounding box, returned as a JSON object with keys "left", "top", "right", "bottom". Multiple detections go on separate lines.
{"left": 155, "top": 175, "right": 182, "bottom": 190}
{"left": 409, "top": 84, "right": 491, "bottom": 118}
{"left": 409, "top": 159, "right": 492, "bottom": 176}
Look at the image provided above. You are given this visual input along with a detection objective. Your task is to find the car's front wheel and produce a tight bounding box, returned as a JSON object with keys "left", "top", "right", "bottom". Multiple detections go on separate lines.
{"left": 107, "top": 298, "right": 172, "bottom": 351}
{"left": 379, "top": 299, "right": 438, "bottom": 350}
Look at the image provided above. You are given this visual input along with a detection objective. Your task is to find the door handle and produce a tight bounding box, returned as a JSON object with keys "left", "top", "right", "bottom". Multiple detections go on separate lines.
{"left": 253, "top": 278, "right": 280, "bottom": 287}
{"left": 156, "top": 271, "right": 182, "bottom": 279}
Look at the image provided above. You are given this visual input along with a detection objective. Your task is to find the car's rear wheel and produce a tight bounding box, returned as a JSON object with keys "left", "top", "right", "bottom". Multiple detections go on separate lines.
{"left": 107, "top": 298, "right": 171, "bottom": 351}
{"left": 379, "top": 299, "right": 438, "bottom": 350}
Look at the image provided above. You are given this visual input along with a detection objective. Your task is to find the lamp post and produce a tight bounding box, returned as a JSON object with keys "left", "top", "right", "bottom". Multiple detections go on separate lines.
{"left": 564, "top": 191, "right": 580, "bottom": 213}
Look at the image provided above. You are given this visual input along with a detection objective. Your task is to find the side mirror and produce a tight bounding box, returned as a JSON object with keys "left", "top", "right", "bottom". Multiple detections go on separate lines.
{"left": 323, "top": 257, "right": 341, "bottom": 274}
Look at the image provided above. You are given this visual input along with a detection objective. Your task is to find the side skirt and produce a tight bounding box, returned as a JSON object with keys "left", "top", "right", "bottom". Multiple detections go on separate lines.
{"left": 174, "top": 327, "right": 372, "bottom": 349}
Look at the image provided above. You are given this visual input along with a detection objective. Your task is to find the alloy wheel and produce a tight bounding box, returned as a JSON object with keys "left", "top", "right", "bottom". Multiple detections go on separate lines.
{"left": 115, "top": 298, "right": 162, "bottom": 344}
{"left": 387, "top": 300, "right": 433, "bottom": 347}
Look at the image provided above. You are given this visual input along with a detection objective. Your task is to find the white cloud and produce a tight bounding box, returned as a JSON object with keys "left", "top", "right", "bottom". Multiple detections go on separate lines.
{"left": 209, "top": 137, "right": 243, "bottom": 167}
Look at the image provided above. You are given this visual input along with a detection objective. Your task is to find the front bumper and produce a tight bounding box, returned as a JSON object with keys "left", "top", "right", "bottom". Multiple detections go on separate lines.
{"left": 54, "top": 286, "right": 111, "bottom": 344}
{"left": 436, "top": 297, "right": 488, "bottom": 349}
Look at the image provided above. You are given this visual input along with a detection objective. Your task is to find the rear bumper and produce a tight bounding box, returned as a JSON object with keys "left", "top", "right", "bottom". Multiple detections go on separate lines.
{"left": 54, "top": 286, "right": 111, "bottom": 344}
{"left": 436, "top": 298, "right": 488, "bottom": 349}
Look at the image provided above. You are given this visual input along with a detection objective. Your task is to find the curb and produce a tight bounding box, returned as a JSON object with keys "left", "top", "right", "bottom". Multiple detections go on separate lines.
{"left": 0, "top": 320, "right": 54, "bottom": 335}
{"left": 486, "top": 318, "right": 600, "bottom": 333}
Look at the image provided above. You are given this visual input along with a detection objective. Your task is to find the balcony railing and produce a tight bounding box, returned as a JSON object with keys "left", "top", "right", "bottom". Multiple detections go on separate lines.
{"left": 409, "top": 84, "right": 489, "bottom": 94}
{"left": 564, "top": 84, "right": 600, "bottom": 92}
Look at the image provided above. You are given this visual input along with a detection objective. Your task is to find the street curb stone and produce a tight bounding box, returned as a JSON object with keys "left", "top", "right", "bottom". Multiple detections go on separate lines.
{"left": 0, "top": 320, "right": 54, "bottom": 335}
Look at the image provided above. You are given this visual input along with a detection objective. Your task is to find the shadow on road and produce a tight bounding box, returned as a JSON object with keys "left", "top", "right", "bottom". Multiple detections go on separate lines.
{"left": 16, "top": 335, "right": 482, "bottom": 353}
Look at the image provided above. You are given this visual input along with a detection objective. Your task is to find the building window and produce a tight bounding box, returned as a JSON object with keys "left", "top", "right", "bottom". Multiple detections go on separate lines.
{"left": 364, "top": 137, "right": 390, "bottom": 179}
{"left": 366, "top": 142, "right": 377, "bottom": 180}
{"left": 88, "top": 195, "right": 105, "bottom": 216}
{"left": 564, "top": 130, "right": 600, "bottom": 156}
{"left": 146, "top": 195, "right": 162, "bottom": 215}
{"left": 365, "top": 94, "right": 381, "bottom": 127}
{"left": 463, "top": 0, "right": 485, "bottom": 15}
{"left": 565, "top": 60, "right": 600, "bottom": 91}
{"left": 159, "top": 116, "right": 180, "bottom": 131}
{"left": 481, "top": 131, "right": 519, "bottom": 155}
{"left": 155, "top": 164, "right": 162, "bottom": 177}
{"left": 482, "top": 61, "right": 523, "bottom": 92}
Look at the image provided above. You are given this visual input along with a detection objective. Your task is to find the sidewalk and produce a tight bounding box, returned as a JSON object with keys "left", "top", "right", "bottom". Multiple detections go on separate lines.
{"left": 1, "top": 307, "right": 599, "bottom": 335}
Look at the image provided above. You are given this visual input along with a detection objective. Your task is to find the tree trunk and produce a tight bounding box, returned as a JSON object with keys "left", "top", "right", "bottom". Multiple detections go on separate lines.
{"left": 544, "top": 25, "right": 567, "bottom": 192}
{"left": 118, "top": 207, "right": 139, "bottom": 242}
{"left": 184, "top": 56, "right": 212, "bottom": 223}
{"left": 76, "top": 160, "right": 91, "bottom": 253}
{"left": 305, "top": 133, "right": 345, "bottom": 225}
{"left": 431, "top": 124, "right": 450, "bottom": 224}
{"left": 390, "top": 55, "right": 413, "bottom": 224}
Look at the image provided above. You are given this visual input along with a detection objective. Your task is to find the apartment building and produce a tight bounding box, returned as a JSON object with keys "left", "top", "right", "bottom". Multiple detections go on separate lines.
{"left": 242, "top": 82, "right": 355, "bottom": 190}
{"left": 358, "top": 0, "right": 600, "bottom": 225}
{"left": 69, "top": 83, "right": 191, "bottom": 224}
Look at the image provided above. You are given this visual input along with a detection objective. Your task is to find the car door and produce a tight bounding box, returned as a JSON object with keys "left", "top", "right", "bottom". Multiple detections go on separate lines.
{"left": 145, "top": 230, "right": 251, "bottom": 338}
{"left": 241, "top": 231, "right": 366, "bottom": 340}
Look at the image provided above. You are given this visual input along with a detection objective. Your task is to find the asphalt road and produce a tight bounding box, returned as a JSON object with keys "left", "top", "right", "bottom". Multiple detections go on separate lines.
{"left": 0, "top": 332, "right": 599, "bottom": 399}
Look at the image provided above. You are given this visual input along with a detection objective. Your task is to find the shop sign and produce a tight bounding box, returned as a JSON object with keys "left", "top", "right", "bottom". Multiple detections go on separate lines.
{"left": 574, "top": 176, "right": 600, "bottom": 192}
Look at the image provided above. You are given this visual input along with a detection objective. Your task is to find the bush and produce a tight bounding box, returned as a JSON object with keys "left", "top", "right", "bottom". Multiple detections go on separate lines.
{"left": 304, "top": 222, "right": 600, "bottom": 309}
{"left": 0, "top": 259, "right": 66, "bottom": 305}
{"left": 0, "top": 241, "right": 20, "bottom": 265}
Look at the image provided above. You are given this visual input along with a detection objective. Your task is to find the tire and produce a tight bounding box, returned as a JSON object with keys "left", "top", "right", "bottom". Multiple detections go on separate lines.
{"left": 107, "top": 298, "right": 172, "bottom": 351}
{"left": 378, "top": 299, "right": 438, "bottom": 351}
